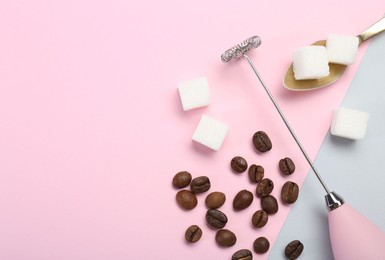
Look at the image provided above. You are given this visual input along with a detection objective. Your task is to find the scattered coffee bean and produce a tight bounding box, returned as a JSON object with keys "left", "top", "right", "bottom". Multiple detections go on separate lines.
{"left": 205, "top": 191, "right": 226, "bottom": 209}
{"left": 248, "top": 164, "right": 264, "bottom": 183}
{"left": 281, "top": 181, "right": 299, "bottom": 204}
{"left": 256, "top": 178, "right": 274, "bottom": 197}
{"left": 215, "top": 229, "right": 237, "bottom": 247}
{"left": 253, "top": 236, "right": 270, "bottom": 254}
{"left": 252, "top": 131, "right": 272, "bottom": 152}
{"left": 261, "top": 195, "right": 279, "bottom": 214}
{"left": 176, "top": 190, "right": 198, "bottom": 210}
{"left": 251, "top": 210, "right": 268, "bottom": 228}
{"left": 285, "top": 240, "right": 304, "bottom": 260}
{"left": 185, "top": 225, "right": 202, "bottom": 243}
{"left": 206, "top": 209, "right": 228, "bottom": 229}
{"left": 231, "top": 156, "right": 248, "bottom": 173}
{"left": 172, "top": 171, "right": 192, "bottom": 189}
{"left": 279, "top": 157, "right": 295, "bottom": 175}
{"left": 233, "top": 189, "right": 254, "bottom": 211}
{"left": 190, "top": 176, "right": 211, "bottom": 194}
{"left": 232, "top": 249, "right": 253, "bottom": 260}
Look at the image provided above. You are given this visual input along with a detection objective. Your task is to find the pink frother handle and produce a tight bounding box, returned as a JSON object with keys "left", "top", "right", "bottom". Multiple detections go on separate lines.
{"left": 328, "top": 203, "right": 385, "bottom": 260}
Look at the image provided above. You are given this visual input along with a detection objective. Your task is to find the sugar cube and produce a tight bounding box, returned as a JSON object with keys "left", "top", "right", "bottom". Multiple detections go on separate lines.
{"left": 292, "top": 46, "right": 330, "bottom": 80}
{"left": 330, "top": 107, "right": 369, "bottom": 140}
{"left": 326, "top": 34, "right": 359, "bottom": 65}
{"left": 178, "top": 77, "right": 211, "bottom": 111}
{"left": 192, "top": 114, "right": 229, "bottom": 150}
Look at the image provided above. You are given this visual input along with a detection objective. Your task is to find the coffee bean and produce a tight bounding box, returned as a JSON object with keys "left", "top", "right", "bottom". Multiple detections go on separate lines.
{"left": 172, "top": 171, "right": 192, "bottom": 189}
{"left": 279, "top": 157, "right": 295, "bottom": 175}
{"left": 206, "top": 209, "right": 228, "bottom": 229}
{"left": 233, "top": 189, "right": 254, "bottom": 211}
{"left": 176, "top": 190, "right": 198, "bottom": 210}
{"left": 252, "top": 131, "right": 272, "bottom": 152}
{"left": 281, "top": 181, "right": 299, "bottom": 204}
{"left": 285, "top": 240, "right": 304, "bottom": 260}
{"left": 256, "top": 178, "right": 274, "bottom": 197}
{"left": 232, "top": 249, "right": 253, "bottom": 260}
{"left": 261, "top": 195, "right": 279, "bottom": 214}
{"left": 251, "top": 210, "right": 268, "bottom": 228}
{"left": 185, "top": 225, "right": 202, "bottom": 243}
{"left": 248, "top": 164, "right": 264, "bottom": 183}
{"left": 215, "top": 229, "right": 237, "bottom": 247}
{"left": 190, "top": 176, "right": 211, "bottom": 194}
{"left": 253, "top": 236, "right": 270, "bottom": 254}
{"left": 231, "top": 156, "right": 248, "bottom": 173}
{"left": 205, "top": 191, "right": 226, "bottom": 209}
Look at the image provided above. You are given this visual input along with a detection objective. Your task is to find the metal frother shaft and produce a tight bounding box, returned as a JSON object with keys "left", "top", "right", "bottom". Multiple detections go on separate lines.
{"left": 221, "top": 36, "right": 344, "bottom": 210}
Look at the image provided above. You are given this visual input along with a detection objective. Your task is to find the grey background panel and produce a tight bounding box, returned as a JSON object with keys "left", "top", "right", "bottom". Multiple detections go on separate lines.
{"left": 270, "top": 31, "right": 385, "bottom": 259}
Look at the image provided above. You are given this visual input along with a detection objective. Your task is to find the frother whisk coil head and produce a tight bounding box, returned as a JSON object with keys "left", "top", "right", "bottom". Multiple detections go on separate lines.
{"left": 221, "top": 36, "right": 261, "bottom": 62}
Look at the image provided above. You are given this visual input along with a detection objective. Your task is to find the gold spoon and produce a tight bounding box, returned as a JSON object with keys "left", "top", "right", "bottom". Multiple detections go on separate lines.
{"left": 283, "top": 17, "right": 385, "bottom": 91}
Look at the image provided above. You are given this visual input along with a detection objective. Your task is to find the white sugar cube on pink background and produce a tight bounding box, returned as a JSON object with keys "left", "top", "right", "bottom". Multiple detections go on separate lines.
{"left": 178, "top": 77, "right": 211, "bottom": 111}
{"left": 192, "top": 114, "right": 229, "bottom": 150}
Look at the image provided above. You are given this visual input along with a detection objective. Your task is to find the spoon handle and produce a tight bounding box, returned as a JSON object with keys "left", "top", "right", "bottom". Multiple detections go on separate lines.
{"left": 358, "top": 17, "right": 385, "bottom": 43}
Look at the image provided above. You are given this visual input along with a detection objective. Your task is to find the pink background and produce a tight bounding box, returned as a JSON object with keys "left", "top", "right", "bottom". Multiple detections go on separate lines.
{"left": 1, "top": 1, "right": 384, "bottom": 259}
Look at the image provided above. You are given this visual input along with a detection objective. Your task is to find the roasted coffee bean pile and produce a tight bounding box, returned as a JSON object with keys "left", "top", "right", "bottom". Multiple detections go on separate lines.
{"left": 172, "top": 130, "right": 304, "bottom": 259}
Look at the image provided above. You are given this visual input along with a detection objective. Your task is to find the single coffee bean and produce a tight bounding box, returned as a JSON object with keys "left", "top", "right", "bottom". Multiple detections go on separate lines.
{"left": 232, "top": 249, "right": 253, "bottom": 260}
{"left": 176, "top": 190, "right": 198, "bottom": 210}
{"left": 279, "top": 157, "right": 296, "bottom": 175}
{"left": 233, "top": 189, "right": 254, "bottom": 211}
{"left": 172, "top": 171, "right": 192, "bottom": 189}
{"left": 285, "top": 240, "right": 304, "bottom": 260}
{"left": 185, "top": 225, "right": 202, "bottom": 243}
{"left": 251, "top": 210, "right": 268, "bottom": 228}
{"left": 231, "top": 156, "right": 248, "bottom": 173}
{"left": 281, "top": 181, "right": 299, "bottom": 204}
{"left": 261, "top": 195, "right": 279, "bottom": 214}
{"left": 215, "top": 229, "right": 237, "bottom": 247}
{"left": 206, "top": 209, "right": 228, "bottom": 229}
{"left": 253, "top": 236, "right": 270, "bottom": 254}
{"left": 248, "top": 164, "right": 264, "bottom": 183}
{"left": 252, "top": 131, "right": 272, "bottom": 152}
{"left": 190, "top": 176, "right": 211, "bottom": 194}
{"left": 205, "top": 191, "right": 226, "bottom": 209}
{"left": 256, "top": 178, "right": 274, "bottom": 197}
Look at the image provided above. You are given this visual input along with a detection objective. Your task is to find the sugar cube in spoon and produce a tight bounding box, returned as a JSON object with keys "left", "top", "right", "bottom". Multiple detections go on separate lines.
{"left": 326, "top": 34, "right": 359, "bottom": 65}
{"left": 292, "top": 46, "right": 330, "bottom": 80}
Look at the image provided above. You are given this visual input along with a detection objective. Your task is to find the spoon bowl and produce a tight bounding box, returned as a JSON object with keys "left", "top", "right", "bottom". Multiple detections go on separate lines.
{"left": 283, "top": 17, "right": 385, "bottom": 91}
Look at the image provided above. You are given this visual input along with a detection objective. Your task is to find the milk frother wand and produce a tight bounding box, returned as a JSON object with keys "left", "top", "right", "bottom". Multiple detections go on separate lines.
{"left": 221, "top": 36, "right": 385, "bottom": 260}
